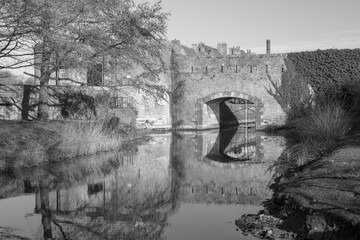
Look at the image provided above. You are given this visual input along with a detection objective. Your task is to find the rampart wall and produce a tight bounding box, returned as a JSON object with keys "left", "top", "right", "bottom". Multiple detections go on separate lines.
{"left": 170, "top": 52, "right": 287, "bottom": 129}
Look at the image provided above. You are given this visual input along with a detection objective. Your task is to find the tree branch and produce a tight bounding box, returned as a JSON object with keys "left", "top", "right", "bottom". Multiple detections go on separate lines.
{"left": 23, "top": 71, "right": 87, "bottom": 85}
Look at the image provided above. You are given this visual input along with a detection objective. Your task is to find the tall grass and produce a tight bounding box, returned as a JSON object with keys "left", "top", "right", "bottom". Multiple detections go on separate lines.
{"left": 0, "top": 117, "right": 134, "bottom": 171}
{"left": 48, "top": 118, "right": 124, "bottom": 161}
{"left": 0, "top": 126, "right": 55, "bottom": 171}
{"left": 279, "top": 100, "right": 353, "bottom": 170}
{"left": 289, "top": 101, "right": 351, "bottom": 142}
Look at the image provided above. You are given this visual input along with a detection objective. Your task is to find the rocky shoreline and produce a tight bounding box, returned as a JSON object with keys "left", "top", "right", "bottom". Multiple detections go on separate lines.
{"left": 235, "top": 212, "right": 297, "bottom": 240}
{"left": 235, "top": 147, "right": 360, "bottom": 240}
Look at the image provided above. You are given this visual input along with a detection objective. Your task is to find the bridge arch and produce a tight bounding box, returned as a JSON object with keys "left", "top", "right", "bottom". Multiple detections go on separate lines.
{"left": 195, "top": 92, "right": 264, "bottom": 129}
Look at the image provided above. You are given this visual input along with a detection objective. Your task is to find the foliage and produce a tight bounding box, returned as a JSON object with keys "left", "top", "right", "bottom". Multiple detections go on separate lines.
{"left": 172, "top": 80, "right": 186, "bottom": 104}
{"left": 267, "top": 50, "right": 360, "bottom": 174}
{"left": 50, "top": 87, "right": 111, "bottom": 120}
{"left": 266, "top": 58, "right": 314, "bottom": 121}
{"left": 287, "top": 49, "right": 360, "bottom": 97}
{"left": 270, "top": 100, "right": 353, "bottom": 174}
{"left": 268, "top": 49, "right": 360, "bottom": 122}
{"left": 289, "top": 100, "right": 351, "bottom": 142}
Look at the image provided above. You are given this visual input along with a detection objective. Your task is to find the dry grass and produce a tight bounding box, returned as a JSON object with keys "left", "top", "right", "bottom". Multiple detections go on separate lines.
{"left": 289, "top": 101, "right": 351, "bottom": 142}
{"left": 0, "top": 119, "right": 132, "bottom": 171}
{"left": 0, "top": 121, "right": 57, "bottom": 171}
{"left": 273, "top": 101, "right": 354, "bottom": 171}
{"left": 49, "top": 119, "right": 124, "bottom": 160}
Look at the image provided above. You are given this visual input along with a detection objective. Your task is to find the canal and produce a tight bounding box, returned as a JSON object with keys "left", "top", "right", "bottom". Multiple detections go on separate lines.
{"left": 0, "top": 126, "right": 286, "bottom": 239}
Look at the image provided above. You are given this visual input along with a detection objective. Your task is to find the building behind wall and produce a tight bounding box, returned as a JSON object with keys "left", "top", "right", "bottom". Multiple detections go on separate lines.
{"left": 217, "top": 42, "right": 228, "bottom": 56}
{"left": 229, "top": 46, "right": 245, "bottom": 56}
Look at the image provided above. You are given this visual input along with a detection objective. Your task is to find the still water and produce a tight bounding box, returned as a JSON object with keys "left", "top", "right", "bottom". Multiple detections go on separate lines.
{"left": 0, "top": 127, "right": 285, "bottom": 240}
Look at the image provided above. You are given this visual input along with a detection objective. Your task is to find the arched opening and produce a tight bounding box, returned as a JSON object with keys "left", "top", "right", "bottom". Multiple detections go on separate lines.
{"left": 219, "top": 98, "right": 255, "bottom": 127}
{"left": 195, "top": 92, "right": 263, "bottom": 129}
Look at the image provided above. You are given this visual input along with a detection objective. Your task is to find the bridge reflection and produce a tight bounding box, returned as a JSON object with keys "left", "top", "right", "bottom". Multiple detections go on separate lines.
{"left": 196, "top": 126, "right": 262, "bottom": 164}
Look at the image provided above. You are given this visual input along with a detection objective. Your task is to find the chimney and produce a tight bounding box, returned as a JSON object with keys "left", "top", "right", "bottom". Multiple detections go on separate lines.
{"left": 266, "top": 39, "right": 270, "bottom": 55}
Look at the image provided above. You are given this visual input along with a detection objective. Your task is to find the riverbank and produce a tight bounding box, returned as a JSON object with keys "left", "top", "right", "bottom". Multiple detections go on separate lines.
{"left": 236, "top": 145, "right": 360, "bottom": 240}
{"left": 0, "top": 119, "right": 143, "bottom": 171}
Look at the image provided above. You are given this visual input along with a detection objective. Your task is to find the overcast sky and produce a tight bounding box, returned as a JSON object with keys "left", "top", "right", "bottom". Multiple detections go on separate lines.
{"left": 140, "top": 0, "right": 360, "bottom": 54}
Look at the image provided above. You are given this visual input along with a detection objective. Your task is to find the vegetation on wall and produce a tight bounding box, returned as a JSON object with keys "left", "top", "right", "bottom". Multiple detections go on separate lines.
{"left": 266, "top": 58, "right": 313, "bottom": 121}
{"left": 287, "top": 49, "right": 360, "bottom": 100}
{"left": 267, "top": 49, "right": 360, "bottom": 168}
{"left": 51, "top": 88, "right": 111, "bottom": 120}
{"left": 170, "top": 51, "right": 186, "bottom": 127}
{"left": 268, "top": 49, "right": 360, "bottom": 122}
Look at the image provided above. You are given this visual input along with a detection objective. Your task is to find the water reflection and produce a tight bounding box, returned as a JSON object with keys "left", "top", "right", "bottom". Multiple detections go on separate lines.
{"left": 205, "top": 126, "right": 258, "bottom": 162}
{"left": 0, "top": 128, "right": 286, "bottom": 240}
{"left": 259, "top": 144, "right": 360, "bottom": 240}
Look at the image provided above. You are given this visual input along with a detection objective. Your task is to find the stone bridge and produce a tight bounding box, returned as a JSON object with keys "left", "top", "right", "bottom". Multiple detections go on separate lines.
{"left": 170, "top": 50, "right": 286, "bottom": 130}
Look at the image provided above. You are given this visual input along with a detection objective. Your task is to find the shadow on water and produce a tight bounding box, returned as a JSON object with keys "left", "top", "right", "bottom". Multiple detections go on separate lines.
{"left": 0, "top": 128, "right": 287, "bottom": 240}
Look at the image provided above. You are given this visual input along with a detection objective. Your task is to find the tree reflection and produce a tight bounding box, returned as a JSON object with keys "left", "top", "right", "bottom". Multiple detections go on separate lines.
{"left": 4, "top": 137, "right": 179, "bottom": 240}
{"left": 39, "top": 178, "right": 53, "bottom": 240}
{"left": 45, "top": 187, "right": 173, "bottom": 240}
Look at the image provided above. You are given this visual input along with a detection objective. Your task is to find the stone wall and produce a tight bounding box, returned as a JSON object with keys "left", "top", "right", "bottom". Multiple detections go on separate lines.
{"left": 1, "top": 43, "right": 286, "bottom": 129}
{"left": 0, "top": 83, "right": 171, "bottom": 128}
{"left": 170, "top": 52, "right": 286, "bottom": 130}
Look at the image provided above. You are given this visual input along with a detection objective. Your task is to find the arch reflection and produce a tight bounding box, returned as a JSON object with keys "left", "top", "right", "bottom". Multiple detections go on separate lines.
{"left": 196, "top": 126, "right": 262, "bottom": 163}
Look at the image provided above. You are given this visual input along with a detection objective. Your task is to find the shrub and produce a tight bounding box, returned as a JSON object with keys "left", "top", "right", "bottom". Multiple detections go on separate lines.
{"left": 289, "top": 100, "right": 351, "bottom": 142}
{"left": 103, "top": 116, "right": 120, "bottom": 132}
{"left": 50, "top": 87, "right": 112, "bottom": 120}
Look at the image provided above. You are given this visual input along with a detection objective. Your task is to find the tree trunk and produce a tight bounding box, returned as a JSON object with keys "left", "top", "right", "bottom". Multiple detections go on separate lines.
{"left": 21, "top": 85, "right": 31, "bottom": 120}
{"left": 38, "top": 75, "right": 50, "bottom": 120}
{"left": 39, "top": 178, "right": 53, "bottom": 240}
{"left": 37, "top": 0, "right": 52, "bottom": 120}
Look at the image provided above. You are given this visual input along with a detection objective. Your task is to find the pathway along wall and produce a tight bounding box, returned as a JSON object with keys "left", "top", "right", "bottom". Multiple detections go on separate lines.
{"left": 170, "top": 51, "right": 286, "bottom": 130}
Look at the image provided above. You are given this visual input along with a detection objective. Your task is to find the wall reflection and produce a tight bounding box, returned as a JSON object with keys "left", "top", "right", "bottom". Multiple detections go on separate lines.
{"left": 0, "top": 129, "right": 286, "bottom": 239}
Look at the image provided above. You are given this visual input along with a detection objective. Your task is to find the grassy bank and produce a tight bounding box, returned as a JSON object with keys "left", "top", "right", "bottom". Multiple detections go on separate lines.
{"left": 0, "top": 119, "right": 136, "bottom": 172}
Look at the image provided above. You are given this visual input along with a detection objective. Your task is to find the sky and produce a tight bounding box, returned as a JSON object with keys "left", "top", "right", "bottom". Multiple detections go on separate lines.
{"left": 139, "top": 0, "right": 360, "bottom": 54}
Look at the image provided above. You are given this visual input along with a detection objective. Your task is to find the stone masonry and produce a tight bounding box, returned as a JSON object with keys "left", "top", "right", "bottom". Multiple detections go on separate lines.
{"left": 1, "top": 41, "right": 286, "bottom": 130}
{"left": 170, "top": 48, "right": 286, "bottom": 130}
